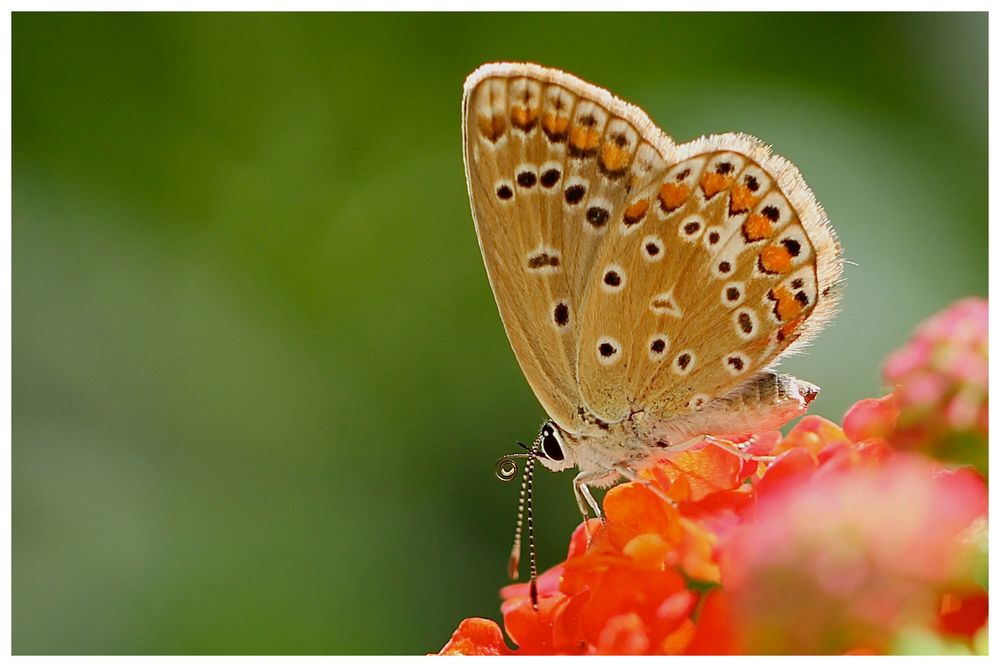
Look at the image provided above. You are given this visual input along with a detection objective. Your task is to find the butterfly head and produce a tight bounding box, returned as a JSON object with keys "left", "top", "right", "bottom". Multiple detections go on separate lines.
{"left": 534, "top": 420, "right": 575, "bottom": 472}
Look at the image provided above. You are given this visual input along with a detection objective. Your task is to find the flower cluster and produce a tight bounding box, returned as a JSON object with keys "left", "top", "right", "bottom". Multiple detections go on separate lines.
{"left": 882, "top": 297, "right": 988, "bottom": 474}
{"left": 438, "top": 299, "right": 989, "bottom": 655}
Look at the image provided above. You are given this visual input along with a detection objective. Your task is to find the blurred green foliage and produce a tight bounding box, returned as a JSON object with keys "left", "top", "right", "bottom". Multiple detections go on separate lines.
{"left": 13, "top": 12, "right": 986, "bottom": 654}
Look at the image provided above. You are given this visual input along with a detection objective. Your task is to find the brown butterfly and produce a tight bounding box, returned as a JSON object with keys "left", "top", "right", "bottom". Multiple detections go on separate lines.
{"left": 462, "top": 62, "right": 843, "bottom": 603}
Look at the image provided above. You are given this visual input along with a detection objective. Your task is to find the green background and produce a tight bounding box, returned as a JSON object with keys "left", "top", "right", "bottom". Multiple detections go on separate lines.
{"left": 13, "top": 12, "right": 987, "bottom": 654}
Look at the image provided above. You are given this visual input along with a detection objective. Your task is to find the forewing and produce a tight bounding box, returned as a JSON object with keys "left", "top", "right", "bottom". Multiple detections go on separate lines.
{"left": 462, "top": 63, "right": 668, "bottom": 432}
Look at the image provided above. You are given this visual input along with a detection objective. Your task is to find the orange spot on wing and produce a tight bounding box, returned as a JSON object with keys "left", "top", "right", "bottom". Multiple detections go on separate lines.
{"left": 542, "top": 113, "right": 570, "bottom": 139}
{"left": 624, "top": 200, "right": 649, "bottom": 224}
{"left": 477, "top": 114, "right": 506, "bottom": 142}
{"left": 600, "top": 141, "right": 630, "bottom": 172}
{"left": 742, "top": 213, "right": 773, "bottom": 242}
{"left": 729, "top": 184, "right": 758, "bottom": 213}
{"left": 759, "top": 245, "right": 793, "bottom": 274}
{"left": 569, "top": 126, "right": 601, "bottom": 152}
{"left": 510, "top": 106, "right": 537, "bottom": 131}
{"left": 699, "top": 172, "right": 731, "bottom": 199}
{"left": 770, "top": 285, "right": 803, "bottom": 322}
{"left": 658, "top": 183, "right": 690, "bottom": 212}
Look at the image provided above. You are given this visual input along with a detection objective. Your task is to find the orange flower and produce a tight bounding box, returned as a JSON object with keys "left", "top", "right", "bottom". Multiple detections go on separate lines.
{"left": 438, "top": 447, "right": 746, "bottom": 655}
{"left": 438, "top": 618, "right": 512, "bottom": 655}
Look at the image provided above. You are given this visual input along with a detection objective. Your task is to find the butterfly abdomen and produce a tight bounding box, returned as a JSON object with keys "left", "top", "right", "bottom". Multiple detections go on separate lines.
{"left": 641, "top": 372, "right": 819, "bottom": 446}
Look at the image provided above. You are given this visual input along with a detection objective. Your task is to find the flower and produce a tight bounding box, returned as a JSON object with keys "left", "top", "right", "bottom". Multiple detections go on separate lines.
{"left": 438, "top": 449, "right": 745, "bottom": 656}
{"left": 721, "top": 454, "right": 987, "bottom": 654}
{"left": 438, "top": 618, "right": 512, "bottom": 655}
{"left": 882, "top": 297, "right": 987, "bottom": 474}
{"left": 437, "top": 298, "right": 989, "bottom": 655}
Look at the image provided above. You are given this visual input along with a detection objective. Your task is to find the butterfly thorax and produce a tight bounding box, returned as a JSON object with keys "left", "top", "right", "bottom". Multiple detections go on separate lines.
{"left": 539, "top": 420, "right": 645, "bottom": 480}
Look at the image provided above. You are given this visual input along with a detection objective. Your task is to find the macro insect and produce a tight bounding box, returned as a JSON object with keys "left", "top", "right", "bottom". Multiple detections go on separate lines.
{"left": 461, "top": 62, "right": 843, "bottom": 605}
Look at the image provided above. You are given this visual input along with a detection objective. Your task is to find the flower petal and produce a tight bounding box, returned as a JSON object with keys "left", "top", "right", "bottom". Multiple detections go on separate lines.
{"left": 659, "top": 445, "right": 744, "bottom": 501}
{"left": 776, "top": 415, "right": 848, "bottom": 455}
{"left": 597, "top": 613, "right": 650, "bottom": 655}
{"left": 684, "top": 590, "right": 739, "bottom": 655}
{"left": 843, "top": 394, "right": 899, "bottom": 443}
{"left": 502, "top": 593, "right": 572, "bottom": 654}
{"left": 438, "top": 617, "right": 513, "bottom": 655}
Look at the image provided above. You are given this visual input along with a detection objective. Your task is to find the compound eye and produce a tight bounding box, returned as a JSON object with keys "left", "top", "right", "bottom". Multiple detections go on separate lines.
{"left": 541, "top": 430, "right": 564, "bottom": 461}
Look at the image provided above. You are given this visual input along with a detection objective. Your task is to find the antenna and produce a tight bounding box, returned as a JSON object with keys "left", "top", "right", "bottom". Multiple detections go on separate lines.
{"left": 495, "top": 442, "right": 540, "bottom": 610}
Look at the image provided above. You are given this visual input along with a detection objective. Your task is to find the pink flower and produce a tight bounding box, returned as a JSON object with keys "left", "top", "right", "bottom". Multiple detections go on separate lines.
{"left": 720, "top": 455, "right": 987, "bottom": 654}
{"left": 882, "top": 298, "right": 987, "bottom": 473}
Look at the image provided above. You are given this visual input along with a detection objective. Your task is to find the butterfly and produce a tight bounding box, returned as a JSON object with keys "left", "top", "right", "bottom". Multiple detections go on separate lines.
{"left": 461, "top": 62, "right": 843, "bottom": 603}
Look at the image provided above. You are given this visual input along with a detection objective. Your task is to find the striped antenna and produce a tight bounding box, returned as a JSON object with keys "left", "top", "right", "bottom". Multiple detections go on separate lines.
{"left": 495, "top": 442, "right": 540, "bottom": 610}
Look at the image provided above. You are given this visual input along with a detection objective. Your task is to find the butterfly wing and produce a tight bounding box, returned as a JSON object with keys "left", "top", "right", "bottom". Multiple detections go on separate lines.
{"left": 463, "top": 62, "right": 843, "bottom": 432}
{"left": 576, "top": 133, "right": 843, "bottom": 422}
{"left": 463, "top": 63, "right": 668, "bottom": 432}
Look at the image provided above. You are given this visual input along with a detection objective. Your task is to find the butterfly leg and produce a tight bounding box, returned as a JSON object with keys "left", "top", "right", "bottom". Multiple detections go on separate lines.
{"left": 703, "top": 435, "right": 775, "bottom": 463}
{"left": 612, "top": 462, "right": 677, "bottom": 508}
{"left": 572, "top": 472, "right": 605, "bottom": 543}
